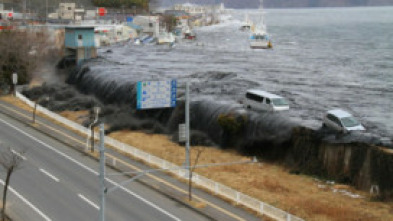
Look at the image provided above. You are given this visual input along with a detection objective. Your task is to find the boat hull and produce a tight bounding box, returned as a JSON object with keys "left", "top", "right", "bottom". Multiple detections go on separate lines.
{"left": 250, "top": 41, "right": 271, "bottom": 49}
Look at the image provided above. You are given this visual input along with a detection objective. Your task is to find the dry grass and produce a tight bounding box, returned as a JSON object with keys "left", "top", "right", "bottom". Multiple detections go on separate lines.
{"left": 59, "top": 110, "right": 89, "bottom": 124}
{"left": 108, "top": 132, "right": 393, "bottom": 221}
{"left": 182, "top": 198, "right": 207, "bottom": 209}
{"left": 2, "top": 95, "right": 393, "bottom": 221}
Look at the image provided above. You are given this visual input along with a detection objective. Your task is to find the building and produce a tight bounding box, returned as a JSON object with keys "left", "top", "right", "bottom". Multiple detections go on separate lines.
{"left": 173, "top": 3, "right": 205, "bottom": 15}
{"left": 164, "top": 10, "right": 189, "bottom": 18}
{"left": 173, "top": 3, "right": 225, "bottom": 15}
{"left": 59, "top": 3, "right": 76, "bottom": 20}
{"left": 133, "top": 16, "right": 159, "bottom": 37}
{"left": 49, "top": 3, "right": 91, "bottom": 21}
{"left": 64, "top": 26, "right": 97, "bottom": 64}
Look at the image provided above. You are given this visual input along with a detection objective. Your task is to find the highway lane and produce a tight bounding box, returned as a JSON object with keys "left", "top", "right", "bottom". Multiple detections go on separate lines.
{"left": 0, "top": 113, "right": 211, "bottom": 221}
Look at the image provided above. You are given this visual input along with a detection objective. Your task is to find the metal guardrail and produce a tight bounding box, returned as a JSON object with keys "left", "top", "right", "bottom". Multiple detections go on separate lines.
{"left": 16, "top": 92, "right": 304, "bottom": 221}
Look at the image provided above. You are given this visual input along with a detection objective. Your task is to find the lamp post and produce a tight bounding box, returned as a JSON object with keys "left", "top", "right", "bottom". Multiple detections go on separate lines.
{"left": 90, "top": 107, "right": 101, "bottom": 153}
{"left": 99, "top": 123, "right": 105, "bottom": 221}
{"left": 45, "top": 0, "right": 48, "bottom": 23}
{"left": 32, "top": 96, "right": 49, "bottom": 123}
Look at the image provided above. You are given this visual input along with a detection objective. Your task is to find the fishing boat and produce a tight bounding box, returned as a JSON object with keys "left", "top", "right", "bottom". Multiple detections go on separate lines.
{"left": 249, "top": 0, "right": 272, "bottom": 49}
{"left": 250, "top": 29, "right": 272, "bottom": 49}
{"left": 157, "top": 32, "right": 176, "bottom": 45}
{"left": 184, "top": 27, "right": 196, "bottom": 40}
{"left": 240, "top": 13, "right": 252, "bottom": 31}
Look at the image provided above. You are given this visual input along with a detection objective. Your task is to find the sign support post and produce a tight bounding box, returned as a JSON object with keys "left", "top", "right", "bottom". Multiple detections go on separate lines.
{"left": 12, "top": 73, "right": 17, "bottom": 96}
{"left": 185, "top": 82, "right": 192, "bottom": 200}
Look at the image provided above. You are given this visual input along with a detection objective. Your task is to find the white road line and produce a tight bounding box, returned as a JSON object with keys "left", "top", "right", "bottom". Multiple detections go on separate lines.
{"left": 11, "top": 149, "right": 26, "bottom": 160}
{"left": 39, "top": 168, "right": 60, "bottom": 182}
{"left": 0, "top": 118, "right": 182, "bottom": 221}
{"left": 78, "top": 194, "right": 99, "bottom": 210}
{"left": 0, "top": 179, "right": 52, "bottom": 221}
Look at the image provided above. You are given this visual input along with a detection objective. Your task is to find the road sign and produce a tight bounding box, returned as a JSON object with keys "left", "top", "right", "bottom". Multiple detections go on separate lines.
{"left": 12, "top": 73, "right": 17, "bottom": 85}
{"left": 136, "top": 80, "right": 177, "bottom": 110}
{"left": 98, "top": 8, "right": 107, "bottom": 17}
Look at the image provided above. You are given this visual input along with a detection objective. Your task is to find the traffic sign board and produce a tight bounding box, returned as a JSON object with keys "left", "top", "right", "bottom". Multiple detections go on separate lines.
{"left": 136, "top": 80, "right": 177, "bottom": 110}
{"left": 98, "top": 7, "right": 107, "bottom": 16}
{"left": 12, "top": 73, "right": 17, "bottom": 84}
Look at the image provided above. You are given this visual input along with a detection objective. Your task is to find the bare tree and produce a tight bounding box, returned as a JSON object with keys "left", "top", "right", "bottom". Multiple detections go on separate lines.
{"left": 188, "top": 146, "right": 205, "bottom": 201}
{"left": 0, "top": 144, "right": 24, "bottom": 221}
{"left": 0, "top": 28, "right": 55, "bottom": 92}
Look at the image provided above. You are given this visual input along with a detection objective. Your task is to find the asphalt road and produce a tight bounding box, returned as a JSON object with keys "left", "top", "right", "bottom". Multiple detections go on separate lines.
{"left": 0, "top": 112, "right": 211, "bottom": 221}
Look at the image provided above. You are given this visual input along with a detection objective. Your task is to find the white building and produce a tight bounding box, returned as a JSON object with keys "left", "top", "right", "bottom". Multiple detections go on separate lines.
{"left": 173, "top": 3, "right": 205, "bottom": 15}
{"left": 173, "top": 3, "right": 225, "bottom": 15}
{"left": 133, "top": 16, "right": 160, "bottom": 37}
{"left": 50, "top": 3, "right": 91, "bottom": 21}
{"left": 59, "top": 3, "right": 76, "bottom": 20}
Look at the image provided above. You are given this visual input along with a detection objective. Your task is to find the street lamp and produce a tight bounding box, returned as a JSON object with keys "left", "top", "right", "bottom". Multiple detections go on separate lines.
{"left": 45, "top": 0, "right": 48, "bottom": 24}
{"left": 86, "top": 107, "right": 101, "bottom": 153}
{"left": 32, "top": 96, "right": 49, "bottom": 123}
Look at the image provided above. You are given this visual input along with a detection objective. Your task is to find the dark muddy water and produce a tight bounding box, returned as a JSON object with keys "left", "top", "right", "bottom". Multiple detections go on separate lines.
{"left": 69, "top": 7, "right": 393, "bottom": 141}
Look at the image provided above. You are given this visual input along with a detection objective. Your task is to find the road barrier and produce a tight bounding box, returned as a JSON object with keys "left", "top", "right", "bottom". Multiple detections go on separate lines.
{"left": 16, "top": 92, "right": 304, "bottom": 221}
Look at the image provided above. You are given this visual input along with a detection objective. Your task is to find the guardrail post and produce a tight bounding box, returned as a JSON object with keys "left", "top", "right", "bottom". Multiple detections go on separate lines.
{"left": 215, "top": 183, "right": 219, "bottom": 194}
{"left": 260, "top": 202, "right": 264, "bottom": 215}
{"left": 287, "top": 213, "right": 291, "bottom": 221}
{"left": 236, "top": 192, "right": 240, "bottom": 204}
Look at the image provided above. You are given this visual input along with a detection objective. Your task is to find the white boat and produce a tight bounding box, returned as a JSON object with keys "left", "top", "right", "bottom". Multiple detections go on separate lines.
{"left": 250, "top": 30, "right": 272, "bottom": 49}
{"left": 240, "top": 13, "right": 252, "bottom": 31}
{"left": 157, "top": 32, "right": 176, "bottom": 45}
{"left": 249, "top": 0, "right": 272, "bottom": 49}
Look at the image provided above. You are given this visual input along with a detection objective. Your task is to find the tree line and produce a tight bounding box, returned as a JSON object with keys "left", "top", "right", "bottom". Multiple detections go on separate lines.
{"left": 0, "top": 29, "right": 56, "bottom": 94}
{"left": 92, "top": 0, "right": 149, "bottom": 9}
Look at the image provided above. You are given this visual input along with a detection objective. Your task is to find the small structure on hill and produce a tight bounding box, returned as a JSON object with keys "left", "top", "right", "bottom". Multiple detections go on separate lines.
{"left": 64, "top": 26, "right": 97, "bottom": 65}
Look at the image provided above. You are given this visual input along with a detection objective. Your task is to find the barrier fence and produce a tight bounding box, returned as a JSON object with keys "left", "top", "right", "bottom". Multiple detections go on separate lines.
{"left": 16, "top": 92, "right": 304, "bottom": 221}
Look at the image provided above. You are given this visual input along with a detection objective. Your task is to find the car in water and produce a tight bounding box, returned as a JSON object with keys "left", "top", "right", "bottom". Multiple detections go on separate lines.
{"left": 323, "top": 109, "right": 365, "bottom": 133}
{"left": 243, "top": 89, "right": 289, "bottom": 112}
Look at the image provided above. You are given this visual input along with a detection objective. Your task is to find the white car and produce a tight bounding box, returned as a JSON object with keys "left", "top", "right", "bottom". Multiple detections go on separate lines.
{"left": 323, "top": 109, "right": 365, "bottom": 133}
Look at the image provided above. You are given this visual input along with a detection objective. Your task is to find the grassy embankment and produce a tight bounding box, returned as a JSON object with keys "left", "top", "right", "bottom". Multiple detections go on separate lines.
{"left": 1, "top": 95, "right": 392, "bottom": 221}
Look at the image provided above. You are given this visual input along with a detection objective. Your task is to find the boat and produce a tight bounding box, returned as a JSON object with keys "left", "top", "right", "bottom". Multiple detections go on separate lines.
{"left": 249, "top": 0, "right": 272, "bottom": 49}
{"left": 184, "top": 27, "right": 196, "bottom": 40}
{"left": 184, "top": 32, "right": 196, "bottom": 40}
{"left": 250, "top": 29, "right": 272, "bottom": 49}
{"left": 240, "top": 13, "right": 252, "bottom": 31}
{"left": 157, "top": 32, "right": 175, "bottom": 45}
{"left": 134, "top": 38, "right": 141, "bottom": 45}
{"left": 142, "top": 35, "right": 156, "bottom": 44}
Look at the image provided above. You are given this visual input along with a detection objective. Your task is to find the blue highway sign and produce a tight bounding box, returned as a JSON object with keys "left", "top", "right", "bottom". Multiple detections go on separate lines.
{"left": 137, "top": 80, "right": 177, "bottom": 110}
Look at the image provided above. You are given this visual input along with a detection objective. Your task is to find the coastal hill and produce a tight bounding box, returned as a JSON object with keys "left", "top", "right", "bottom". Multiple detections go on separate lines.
{"left": 159, "top": 0, "right": 393, "bottom": 8}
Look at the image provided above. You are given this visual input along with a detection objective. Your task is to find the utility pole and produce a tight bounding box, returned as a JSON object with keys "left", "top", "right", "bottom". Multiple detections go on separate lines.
{"left": 45, "top": 0, "right": 48, "bottom": 23}
{"left": 185, "top": 82, "right": 191, "bottom": 200}
{"left": 99, "top": 123, "right": 106, "bottom": 221}
{"left": 22, "top": 0, "right": 26, "bottom": 23}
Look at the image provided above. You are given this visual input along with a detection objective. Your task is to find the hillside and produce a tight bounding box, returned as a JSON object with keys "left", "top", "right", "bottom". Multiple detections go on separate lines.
{"left": 155, "top": 0, "right": 393, "bottom": 8}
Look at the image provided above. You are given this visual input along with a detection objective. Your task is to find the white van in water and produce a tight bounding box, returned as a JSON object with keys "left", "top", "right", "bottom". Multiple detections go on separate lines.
{"left": 244, "top": 89, "right": 290, "bottom": 112}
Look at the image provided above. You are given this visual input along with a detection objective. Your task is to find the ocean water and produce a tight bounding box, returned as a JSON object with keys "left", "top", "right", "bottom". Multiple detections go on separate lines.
{"left": 84, "top": 7, "right": 393, "bottom": 138}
